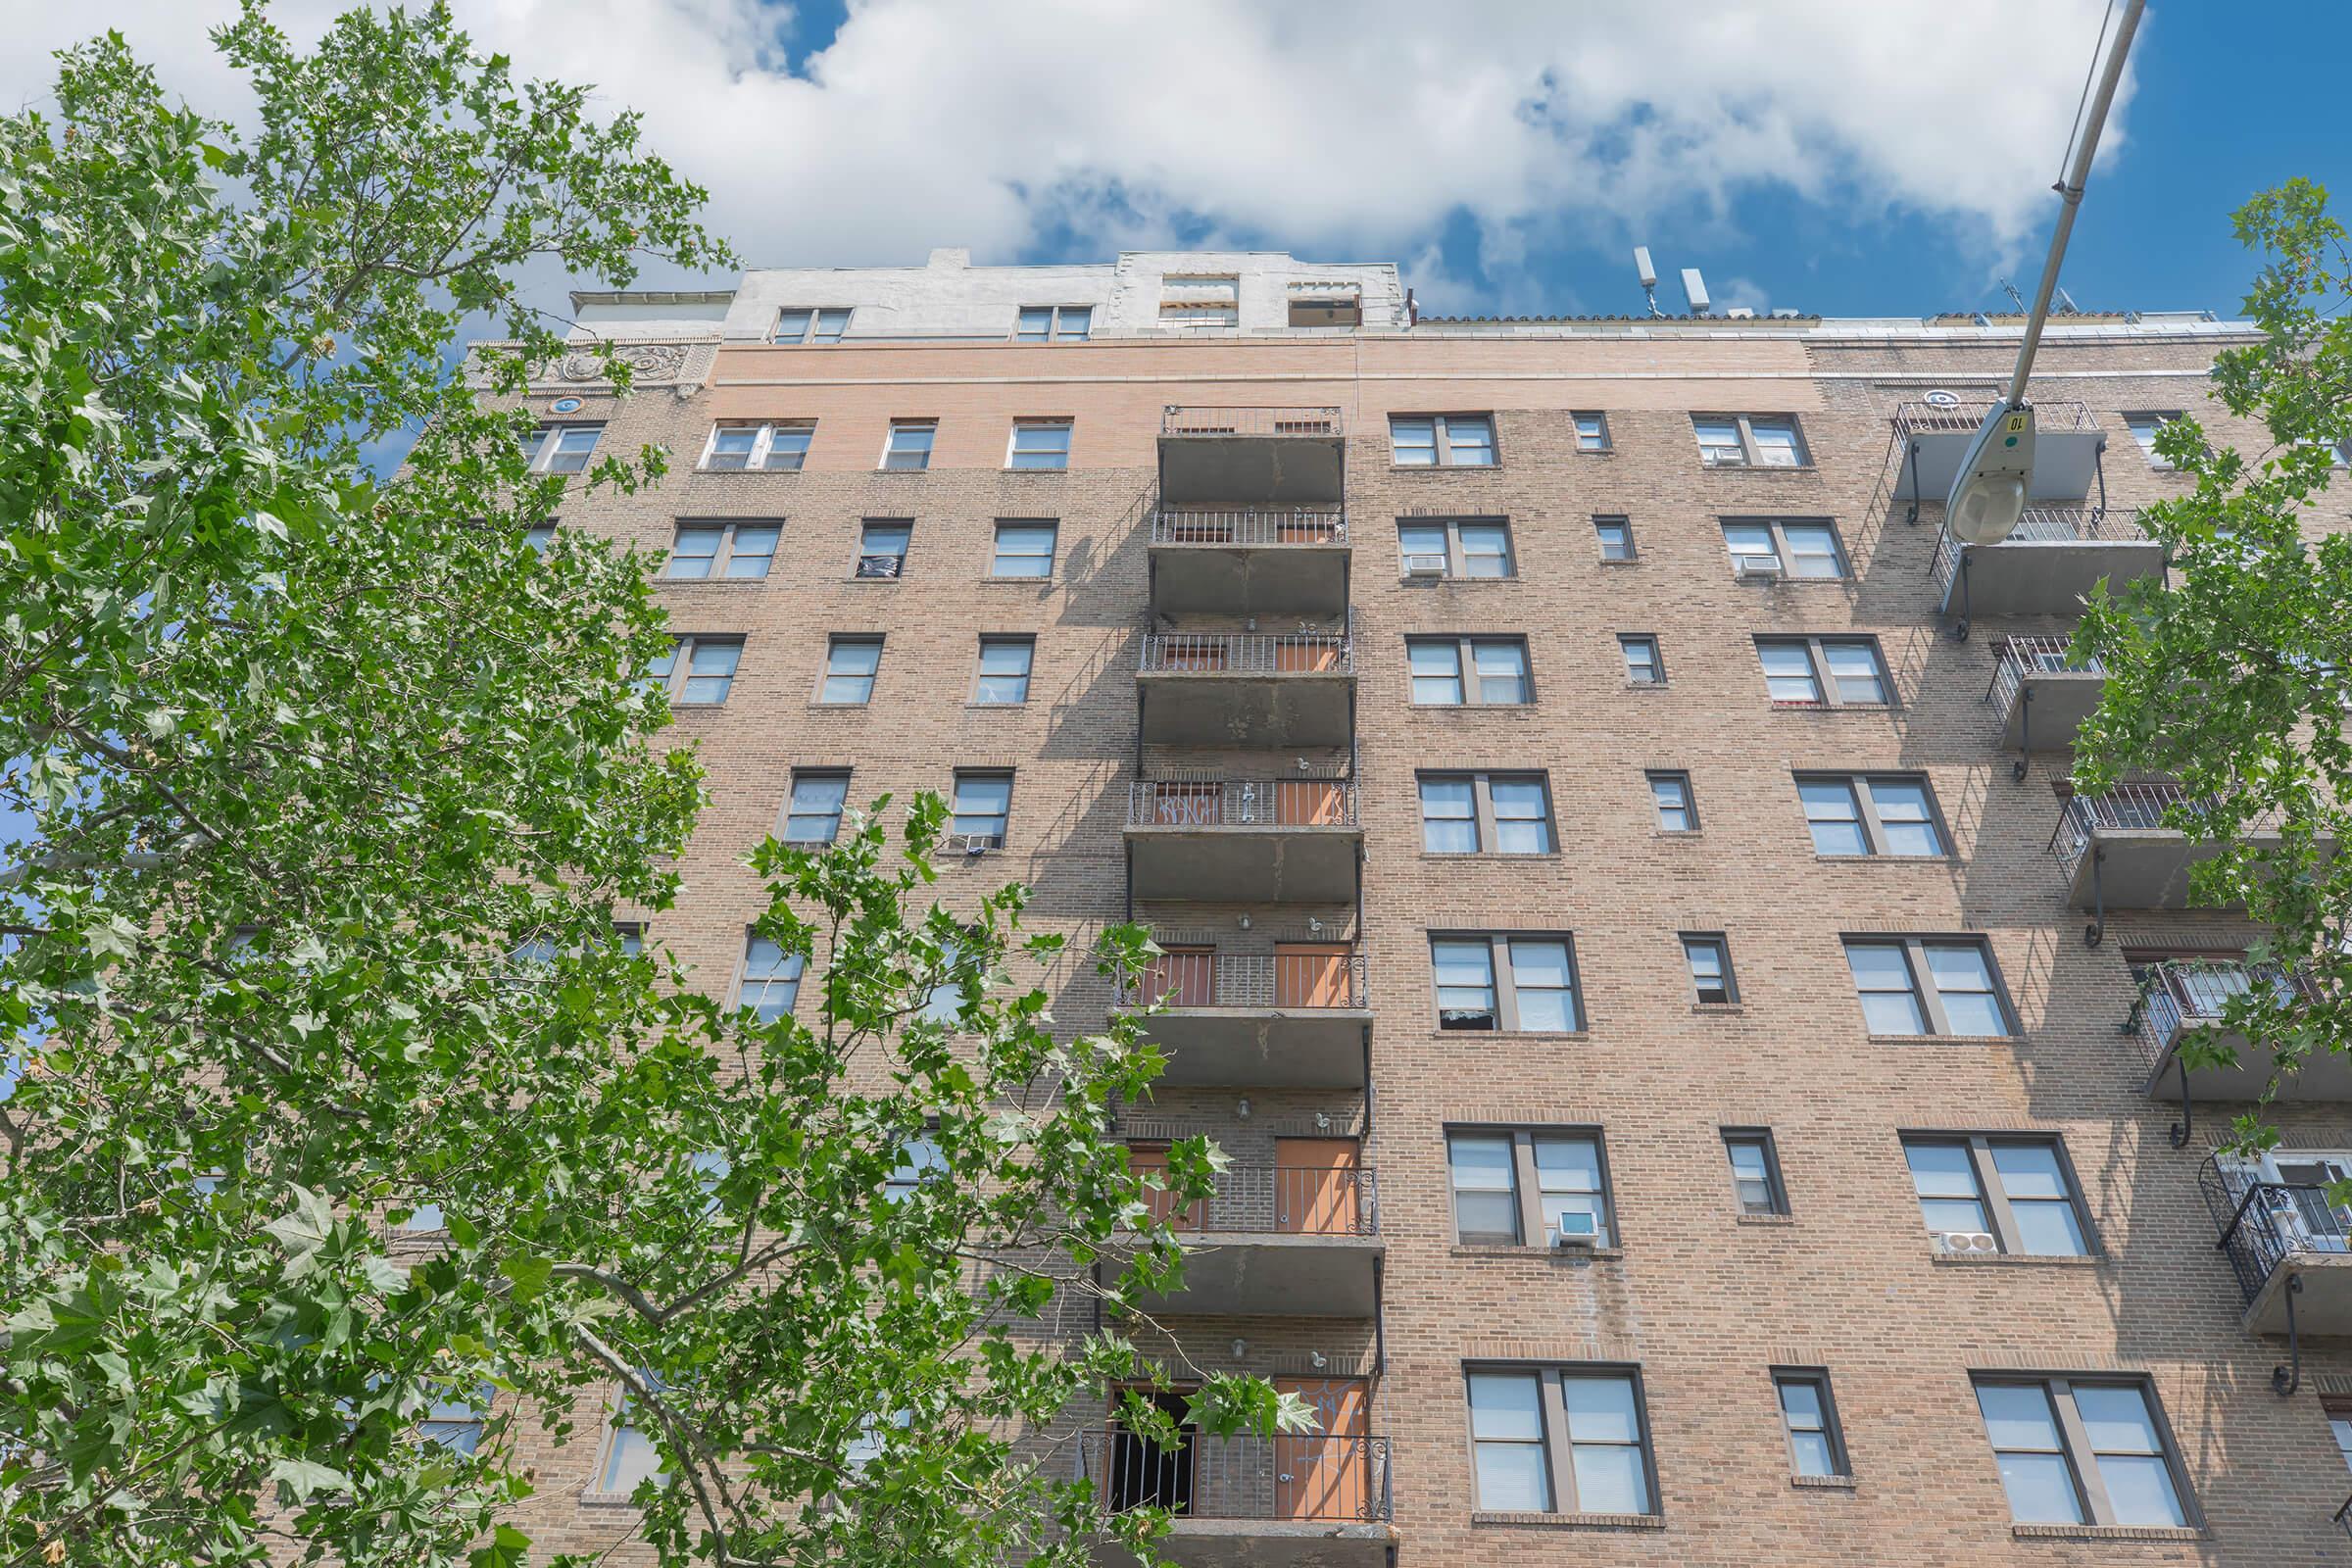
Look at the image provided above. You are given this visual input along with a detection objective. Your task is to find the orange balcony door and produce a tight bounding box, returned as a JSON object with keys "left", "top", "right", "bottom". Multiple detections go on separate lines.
{"left": 1126, "top": 1144, "right": 1205, "bottom": 1231}
{"left": 1273, "top": 636, "right": 1342, "bottom": 672}
{"left": 1274, "top": 943, "right": 1351, "bottom": 1008}
{"left": 1276, "top": 1137, "right": 1360, "bottom": 1235}
{"left": 1146, "top": 946, "right": 1216, "bottom": 1007}
{"left": 1273, "top": 780, "right": 1346, "bottom": 825}
{"left": 1274, "top": 1376, "right": 1370, "bottom": 1521}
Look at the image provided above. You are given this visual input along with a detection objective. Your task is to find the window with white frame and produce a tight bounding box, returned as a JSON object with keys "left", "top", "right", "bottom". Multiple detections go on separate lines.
{"left": 700, "top": 420, "right": 812, "bottom": 471}
{"left": 1015, "top": 305, "right": 1092, "bottom": 341}
{"left": 780, "top": 771, "right": 850, "bottom": 844}
{"left": 886, "top": 1134, "right": 947, "bottom": 1198}
{"left": 522, "top": 522, "right": 557, "bottom": 555}
{"left": 880, "top": 420, "right": 935, "bottom": 471}
{"left": 1693, "top": 414, "right": 1807, "bottom": 467}
{"left": 1407, "top": 636, "right": 1531, "bottom": 706}
{"left": 774, "top": 307, "right": 851, "bottom": 344}
{"left": 1795, "top": 774, "right": 1947, "bottom": 857}
{"left": 1465, "top": 1365, "right": 1655, "bottom": 1516}
{"left": 973, "top": 637, "right": 1035, "bottom": 705}
{"left": 666, "top": 520, "right": 780, "bottom": 580}
{"left": 1754, "top": 636, "right": 1890, "bottom": 708}
{"left": 417, "top": 1387, "right": 490, "bottom": 1455}
{"left": 642, "top": 636, "right": 742, "bottom": 706}
{"left": 1902, "top": 1135, "right": 2091, "bottom": 1255}
{"left": 1721, "top": 517, "right": 1848, "bottom": 579}
{"left": 1391, "top": 414, "right": 1496, "bottom": 467}
{"left": 523, "top": 424, "right": 602, "bottom": 474}
{"left": 1432, "top": 933, "right": 1581, "bottom": 1031}
{"left": 737, "top": 934, "right": 804, "bottom": 1024}
{"left": 819, "top": 636, "right": 883, "bottom": 705}
{"left": 1006, "top": 419, "right": 1071, "bottom": 470}
{"left": 1417, "top": 772, "right": 1554, "bottom": 854}
{"left": 1973, "top": 1378, "right": 2188, "bottom": 1528}
{"left": 991, "top": 519, "right": 1058, "bottom": 577}
{"left": 1397, "top": 517, "right": 1514, "bottom": 579}
{"left": 1842, "top": 937, "right": 2011, "bottom": 1037}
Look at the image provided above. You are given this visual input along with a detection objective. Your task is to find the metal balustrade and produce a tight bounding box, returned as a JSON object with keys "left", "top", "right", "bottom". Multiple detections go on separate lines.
{"left": 2050, "top": 782, "right": 2198, "bottom": 878}
{"left": 1161, "top": 405, "right": 1345, "bottom": 440}
{"left": 1989, "top": 633, "right": 2107, "bottom": 709}
{"left": 1152, "top": 506, "right": 1348, "bottom": 548}
{"left": 1078, "top": 1429, "right": 1394, "bottom": 1524}
{"left": 1933, "top": 506, "right": 2136, "bottom": 596}
{"left": 1119, "top": 950, "right": 1368, "bottom": 1011}
{"left": 1894, "top": 397, "right": 2103, "bottom": 442}
{"left": 1139, "top": 629, "right": 1353, "bottom": 676}
{"left": 2200, "top": 1156, "right": 2352, "bottom": 1308}
{"left": 2129, "top": 960, "right": 2308, "bottom": 1064}
{"left": 1129, "top": 1161, "right": 1381, "bottom": 1237}
{"left": 1127, "top": 779, "right": 1358, "bottom": 829}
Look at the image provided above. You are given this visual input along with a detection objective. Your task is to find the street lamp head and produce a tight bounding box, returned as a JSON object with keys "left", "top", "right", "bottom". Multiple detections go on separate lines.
{"left": 1945, "top": 400, "right": 2037, "bottom": 545}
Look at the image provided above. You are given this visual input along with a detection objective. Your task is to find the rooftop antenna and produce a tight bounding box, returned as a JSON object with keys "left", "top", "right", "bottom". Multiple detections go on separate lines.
{"left": 2055, "top": 284, "right": 2082, "bottom": 316}
{"left": 1632, "top": 247, "right": 1661, "bottom": 318}
{"left": 1681, "top": 268, "right": 1711, "bottom": 318}
{"left": 1998, "top": 277, "right": 2028, "bottom": 313}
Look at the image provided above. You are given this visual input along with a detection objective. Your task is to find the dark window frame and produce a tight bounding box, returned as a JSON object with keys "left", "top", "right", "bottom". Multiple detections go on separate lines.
{"left": 1618, "top": 634, "right": 1666, "bottom": 687}
{"left": 665, "top": 518, "right": 782, "bottom": 580}
{"left": 1571, "top": 411, "right": 1612, "bottom": 453}
{"left": 1429, "top": 931, "right": 1585, "bottom": 1033}
{"left": 1444, "top": 1126, "right": 1617, "bottom": 1250}
{"left": 1720, "top": 515, "right": 1850, "bottom": 580}
{"left": 1462, "top": 1361, "right": 1660, "bottom": 1517}
{"left": 1794, "top": 772, "right": 1951, "bottom": 858}
{"left": 1391, "top": 413, "right": 1499, "bottom": 468}
{"left": 1771, "top": 1368, "right": 1851, "bottom": 1479}
{"left": 1970, "top": 1374, "right": 2196, "bottom": 1530}
{"left": 1722, "top": 1128, "right": 1788, "bottom": 1216}
{"left": 990, "top": 518, "right": 1060, "bottom": 578}
{"left": 1692, "top": 413, "right": 1810, "bottom": 469}
{"left": 1592, "top": 514, "right": 1638, "bottom": 563}
{"left": 950, "top": 769, "right": 1014, "bottom": 849}
{"left": 645, "top": 634, "right": 744, "bottom": 707}
{"left": 972, "top": 635, "right": 1037, "bottom": 706}
{"left": 1416, "top": 770, "right": 1556, "bottom": 856}
{"left": 1842, "top": 935, "right": 2016, "bottom": 1039}
{"left": 1645, "top": 770, "right": 1697, "bottom": 833}
{"left": 1396, "top": 516, "right": 1516, "bottom": 580}
{"left": 1754, "top": 635, "right": 1894, "bottom": 710}
{"left": 1406, "top": 635, "right": 1535, "bottom": 708}
{"left": 1899, "top": 1132, "right": 2097, "bottom": 1256}
{"left": 1679, "top": 932, "right": 1738, "bottom": 1004}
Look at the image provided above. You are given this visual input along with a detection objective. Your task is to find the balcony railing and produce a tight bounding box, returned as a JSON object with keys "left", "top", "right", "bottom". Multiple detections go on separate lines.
{"left": 1139, "top": 629, "right": 1353, "bottom": 677}
{"left": 1130, "top": 1161, "right": 1381, "bottom": 1237}
{"left": 1162, "top": 406, "right": 1345, "bottom": 440}
{"left": 1127, "top": 779, "right": 1358, "bottom": 829}
{"left": 1119, "top": 949, "right": 1367, "bottom": 1011}
{"left": 2199, "top": 1155, "right": 2352, "bottom": 1308}
{"left": 2050, "top": 783, "right": 2199, "bottom": 878}
{"left": 1988, "top": 633, "right": 2107, "bottom": 709}
{"left": 2129, "top": 960, "right": 2310, "bottom": 1061}
{"left": 1894, "top": 397, "right": 2102, "bottom": 443}
{"left": 1934, "top": 506, "right": 2137, "bottom": 594}
{"left": 1079, "top": 1429, "right": 1394, "bottom": 1524}
{"left": 1152, "top": 505, "right": 1348, "bottom": 548}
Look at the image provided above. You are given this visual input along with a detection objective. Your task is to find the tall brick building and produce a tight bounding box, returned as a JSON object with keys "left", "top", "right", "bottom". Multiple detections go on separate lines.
{"left": 496, "top": 247, "right": 2352, "bottom": 1563}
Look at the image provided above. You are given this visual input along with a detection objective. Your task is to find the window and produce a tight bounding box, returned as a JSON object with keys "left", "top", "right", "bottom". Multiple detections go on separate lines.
{"left": 1446, "top": 1129, "right": 1612, "bottom": 1248}
{"left": 1694, "top": 414, "right": 1807, "bottom": 467}
{"left": 522, "top": 522, "right": 557, "bottom": 555}
{"left": 1973, "top": 1378, "right": 2187, "bottom": 1528}
{"left": 597, "top": 1386, "right": 669, "bottom": 1494}
{"left": 1432, "top": 933, "right": 1582, "bottom": 1032}
{"left": 951, "top": 771, "right": 1011, "bottom": 848}
{"left": 738, "top": 934, "right": 804, "bottom": 1024}
{"left": 1618, "top": 635, "right": 1664, "bottom": 686}
{"left": 612, "top": 924, "right": 645, "bottom": 958}
{"left": 856, "top": 520, "right": 910, "bottom": 578}
{"left": 1016, "top": 305, "right": 1092, "bottom": 341}
{"left": 881, "top": 420, "right": 935, "bottom": 471}
{"left": 991, "top": 519, "right": 1058, "bottom": 578}
{"left": 1289, "top": 290, "right": 1362, "bottom": 327}
{"left": 1723, "top": 1130, "right": 1787, "bottom": 1216}
{"left": 1773, "top": 1371, "right": 1848, "bottom": 1479}
{"left": 1465, "top": 1367, "right": 1655, "bottom": 1516}
{"left": 820, "top": 636, "right": 883, "bottom": 705}
{"left": 1407, "top": 636, "right": 1531, "bottom": 706}
{"left": 1593, "top": 515, "right": 1636, "bottom": 562}
{"left": 1397, "top": 517, "right": 1513, "bottom": 579}
{"left": 1391, "top": 414, "right": 1496, "bottom": 467}
{"left": 2124, "top": 412, "right": 2180, "bottom": 471}
{"left": 1158, "top": 273, "right": 1240, "bottom": 326}
{"left": 1006, "top": 419, "right": 1071, "bottom": 470}
{"left": 524, "top": 424, "right": 602, "bottom": 474}
{"left": 1680, "top": 934, "right": 1736, "bottom": 1004}
{"left": 1902, "top": 1136, "right": 2090, "bottom": 1255}
{"left": 1842, "top": 938, "right": 2011, "bottom": 1037}
{"left": 700, "top": 420, "right": 812, "bottom": 471}
{"left": 666, "top": 520, "right": 779, "bottom": 580}
{"left": 2327, "top": 1398, "right": 2352, "bottom": 1475}
{"left": 1646, "top": 771, "right": 1696, "bottom": 832}
{"left": 1572, "top": 412, "right": 1611, "bottom": 453}
{"left": 418, "top": 1388, "right": 489, "bottom": 1455}
{"left": 1796, "top": 774, "right": 1947, "bottom": 857}
{"left": 642, "top": 636, "right": 742, "bottom": 706}
{"left": 886, "top": 1134, "right": 947, "bottom": 1198}
{"left": 1721, "top": 518, "right": 1847, "bottom": 580}
{"left": 1754, "top": 636, "right": 1890, "bottom": 708}
{"left": 780, "top": 771, "right": 850, "bottom": 844}
{"left": 973, "top": 637, "right": 1034, "bottom": 705}
{"left": 1418, "top": 772, "right": 1554, "bottom": 855}
{"left": 774, "top": 307, "right": 851, "bottom": 344}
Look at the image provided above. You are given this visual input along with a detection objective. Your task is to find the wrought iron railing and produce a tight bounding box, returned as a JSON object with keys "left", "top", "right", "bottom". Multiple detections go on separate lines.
{"left": 1893, "top": 397, "right": 2102, "bottom": 443}
{"left": 2127, "top": 960, "right": 2311, "bottom": 1073}
{"left": 1128, "top": 1160, "right": 1381, "bottom": 1237}
{"left": 1077, "top": 1429, "right": 1394, "bottom": 1524}
{"left": 1988, "top": 633, "right": 2107, "bottom": 710}
{"left": 2199, "top": 1156, "right": 2352, "bottom": 1307}
{"left": 1127, "top": 779, "right": 1359, "bottom": 829}
{"left": 2336, "top": 1491, "right": 2352, "bottom": 1542}
{"left": 1161, "top": 406, "right": 1345, "bottom": 440}
{"left": 1117, "top": 950, "right": 1368, "bottom": 1010}
{"left": 1151, "top": 506, "right": 1348, "bottom": 548}
{"left": 1933, "top": 506, "right": 2139, "bottom": 595}
{"left": 2050, "top": 783, "right": 2199, "bottom": 878}
{"left": 1139, "top": 629, "right": 1353, "bottom": 676}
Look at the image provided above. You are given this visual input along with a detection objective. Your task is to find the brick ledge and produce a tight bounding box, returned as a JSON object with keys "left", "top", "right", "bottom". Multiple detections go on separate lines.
{"left": 1470, "top": 1509, "right": 1664, "bottom": 1530}
{"left": 2011, "top": 1523, "right": 2203, "bottom": 1543}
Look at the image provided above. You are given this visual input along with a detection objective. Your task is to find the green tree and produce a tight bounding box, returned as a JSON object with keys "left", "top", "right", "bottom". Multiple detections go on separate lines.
{"left": 2074, "top": 176, "right": 2352, "bottom": 1145}
{"left": 0, "top": 7, "right": 1288, "bottom": 1566}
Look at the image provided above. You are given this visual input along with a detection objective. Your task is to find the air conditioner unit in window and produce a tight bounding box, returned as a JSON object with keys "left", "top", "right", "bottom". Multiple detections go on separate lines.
{"left": 1935, "top": 1230, "right": 2000, "bottom": 1255}
{"left": 1734, "top": 556, "right": 1784, "bottom": 581}
{"left": 1548, "top": 1217, "right": 1599, "bottom": 1248}
{"left": 1403, "top": 553, "right": 1449, "bottom": 578}
{"left": 955, "top": 833, "right": 1002, "bottom": 856}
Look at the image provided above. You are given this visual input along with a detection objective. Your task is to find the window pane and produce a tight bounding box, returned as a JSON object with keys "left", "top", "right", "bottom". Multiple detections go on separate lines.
{"left": 953, "top": 775, "right": 1011, "bottom": 839}
{"left": 975, "top": 640, "right": 1033, "bottom": 704}
{"left": 1562, "top": 1376, "right": 1639, "bottom": 1443}
{"left": 1490, "top": 777, "right": 1552, "bottom": 853}
{"left": 1450, "top": 1136, "right": 1519, "bottom": 1242}
{"left": 681, "top": 642, "right": 740, "bottom": 704}
{"left": 1995, "top": 1451, "right": 2085, "bottom": 1523}
{"left": 1759, "top": 643, "right": 1822, "bottom": 703}
{"left": 993, "top": 522, "right": 1057, "bottom": 575}
{"left": 1926, "top": 944, "right": 2006, "bottom": 1036}
{"left": 861, "top": 523, "right": 910, "bottom": 559}
{"left": 705, "top": 427, "right": 756, "bottom": 470}
{"left": 1008, "top": 422, "right": 1071, "bottom": 470}
{"left": 1444, "top": 416, "right": 1496, "bottom": 466}
{"left": 774, "top": 309, "right": 812, "bottom": 342}
{"left": 1782, "top": 521, "right": 1844, "bottom": 578}
{"left": 1472, "top": 640, "right": 1528, "bottom": 704}
{"left": 1788, "top": 1429, "right": 1837, "bottom": 1476}
{"left": 823, "top": 640, "right": 881, "bottom": 703}
{"left": 1433, "top": 940, "right": 1497, "bottom": 1027}
{"left": 725, "top": 524, "right": 778, "bottom": 577}
{"left": 1419, "top": 777, "right": 1479, "bottom": 854}
{"left": 601, "top": 1424, "right": 667, "bottom": 1494}
{"left": 1473, "top": 1444, "right": 1552, "bottom": 1512}
{"left": 1620, "top": 637, "right": 1661, "bottom": 684}
{"left": 1978, "top": 1383, "right": 2067, "bottom": 1450}
{"left": 1990, "top": 1143, "right": 2068, "bottom": 1201}
{"left": 1751, "top": 420, "right": 1802, "bottom": 466}
{"left": 1595, "top": 519, "right": 1634, "bottom": 561}
{"left": 742, "top": 937, "right": 803, "bottom": 1022}
{"left": 1409, "top": 641, "right": 1464, "bottom": 705}
{"left": 2010, "top": 1196, "right": 2089, "bottom": 1256}
{"left": 812, "top": 309, "right": 850, "bottom": 342}
{"left": 670, "top": 525, "right": 722, "bottom": 577}
{"left": 1397, "top": 523, "right": 1448, "bottom": 570}
{"left": 884, "top": 424, "right": 934, "bottom": 469}
{"left": 2074, "top": 1384, "right": 2164, "bottom": 1453}
{"left": 1695, "top": 418, "right": 1744, "bottom": 464}
{"left": 2098, "top": 1453, "right": 2186, "bottom": 1526}
{"left": 1059, "top": 306, "right": 1092, "bottom": 339}
{"left": 1458, "top": 522, "right": 1511, "bottom": 577}
{"left": 1722, "top": 522, "right": 1779, "bottom": 569}
{"left": 1799, "top": 779, "right": 1868, "bottom": 855}
{"left": 1649, "top": 775, "right": 1691, "bottom": 830}
{"left": 1846, "top": 944, "right": 1926, "bottom": 1034}
{"left": 1866, "top": 779, "right": 1942, "bottom": 856}
{"left": 763, "top": 425, "right": 811, "bottom": 470}
{"left": 1391, "top": 417, "right": 1437, "bottom": 465}
{"left": 1570, "top": 1443, "right": 1649, "bottom": 1514}
{"left": 1508, "top": 940, "right": 1577, "bottom": 1031}
{"left": 1535, "top": 1136, "right": 1606, "bottom": 1245}
{"left": 785, "top": 775, "right": 849, "bottom": 842}
{"left": 1466, "top": 1370, "right": 1543, "bottom": 1439}
{"left": 1574, "top": 413, "right": 1607, "bottom": 450}
{"left": 1779, "top": 1379, "right": 1824, "bottom": 1428}
{"left": 1821, "top": 641, "right": 1886, "bottom": 703}
{"left": 1017, "top": 307, "right": 1054, "bottom": 340}
{"left": 1684, "top": 938, "right": 1729, "bottom": 1002}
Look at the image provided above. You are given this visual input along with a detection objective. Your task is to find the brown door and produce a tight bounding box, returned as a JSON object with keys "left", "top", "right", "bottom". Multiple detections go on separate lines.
{"left": 1274, "top": 943, "right": 1351, "bottom": 1008}
{"left": 1273, "top": 636, "right": 1341, "bottom": 673}
{"left": 1147, "top": 946, "right": 1216, "bottom": 1007}
{"left": 1276, "top": 1138, "right": 1360, "bottom": 1235}
{"left": 1274, "top": 1377, "right": 1370, "bottom": 1521}
{"left": 1274, "top": 780, "right": 1346, "bottom": 825}
{"left": 1127, "top": 1145, "right": 1205, "bottom": 1231}
{"left": 1276, "top": 512, "right": 1337, "bottom": 546}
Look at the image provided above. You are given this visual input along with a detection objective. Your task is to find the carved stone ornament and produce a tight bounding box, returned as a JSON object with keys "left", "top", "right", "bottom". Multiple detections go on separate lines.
{"left": 555, "top": 342, "right": 690, "bottom": 383}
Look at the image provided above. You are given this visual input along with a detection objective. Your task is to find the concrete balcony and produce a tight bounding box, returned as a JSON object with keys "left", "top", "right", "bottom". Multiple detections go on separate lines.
{"left": 2127, "top": 961, "right": 2346, "bottom": 1102}
{"left": 2202, "top": 1157, "right": 2352, "bottom": 1341}
{"left": 2051, "top": 782, "right": 2211, "bottom": 920}
{"left": 1160, "top": 406, "right": 1346, "bottom": 508}
{"left": 1126, "top": 780, "right": 1360, "bottom": 906}
{"left": 1892, "top": 397, "right": 2109, "bottom": 505}
{"left": 1933, "top": 506, "right": 2165, "bottom": 636}
{"left": 1082, "top": 1429, "right": 1394, "bottom": 1568}
{"left": 1138, "top": 629, "right": 1354, "bottom": 750}
{"left": 1150, "top": 506, "right": 1350, "bottom": 618}
{"left": 1128, "top": 1160, "right": 1382, "bottom": 1318}
{"left": 1114, "top": 947, "right": 1370, "bottom": 1089}
{"left": 1988, "top": 634, "right": 2108, "bottom": 767}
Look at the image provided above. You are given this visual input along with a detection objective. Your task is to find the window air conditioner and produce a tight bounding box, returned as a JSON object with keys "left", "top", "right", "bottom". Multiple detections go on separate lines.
{"left": 1549, "top": 1219, "right": 1599, "bottom": 1249}
{"left": 1734, "top": 556, "right": 1784, "bottom": 580}
{"left": 1403, "top": 553, "right": 1449, "bottom": 578}
{"left": 1936, "top": 1230, "right": 2000, "bottom": 1255}
{"left": 956, "top": 833, "right": 1001, "bottom": 856}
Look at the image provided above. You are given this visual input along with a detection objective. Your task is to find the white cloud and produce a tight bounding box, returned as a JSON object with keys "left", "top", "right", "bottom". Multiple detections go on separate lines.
{"left": 1, "top": 0, "right": 2134, "bottom": 290}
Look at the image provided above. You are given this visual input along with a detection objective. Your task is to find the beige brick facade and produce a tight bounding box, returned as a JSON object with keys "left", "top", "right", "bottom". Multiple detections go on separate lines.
{"left": 489, "top": 270, "right": 2352, "bottom": 1564}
